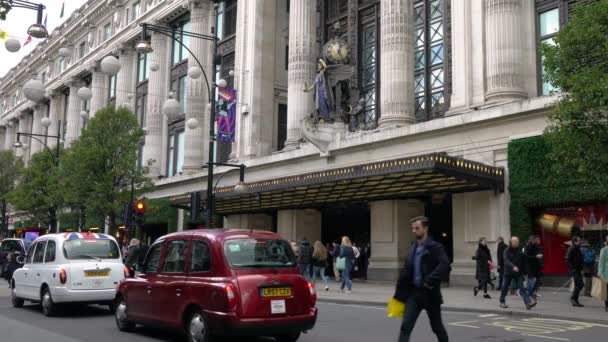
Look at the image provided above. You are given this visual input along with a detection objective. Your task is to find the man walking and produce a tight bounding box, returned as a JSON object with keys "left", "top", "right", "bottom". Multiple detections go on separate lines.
{"left": 298, "top": 238, "right": 313, "bottom": 282}
{"left": 395, "top": 216, "right": 451, "bottom": 342}
{"left": 496, "top": 236, "right": 507, "bottom": 291}
{"left": 525, "top": 236, "right": 543, "bottom": 299}
{"left": 566, "top": 236, "right": 585, "bottom": 307}
{"left": 499, "top": 237, "right": 536, "bottom": 310}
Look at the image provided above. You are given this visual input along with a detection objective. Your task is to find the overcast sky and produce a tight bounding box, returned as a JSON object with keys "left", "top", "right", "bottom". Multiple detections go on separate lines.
{"left": 0, "top": 0, "right": 88, "bottom": 77}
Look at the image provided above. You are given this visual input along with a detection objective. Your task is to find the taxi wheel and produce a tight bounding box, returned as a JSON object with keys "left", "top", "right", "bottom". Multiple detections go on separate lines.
{"left": 275, "top": 332, "right": 301, "bottom": 342}
{"left": 41, "top": 287, "right": 57, "bottom": 317}
{"left": 11, "top": 284, "right": 24, "bottom": 308}
{"left": 115, "top": 298, "right": 135, "bottom": 332}
{"left": 187, "top": 311, "right": 211, "bottom": 342}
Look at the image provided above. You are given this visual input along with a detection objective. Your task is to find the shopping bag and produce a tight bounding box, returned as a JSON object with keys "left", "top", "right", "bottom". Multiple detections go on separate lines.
{"left": 336, "top": 257, "right": 346, "bottom": 271}
{"left": 591, "top": 277, "right": 608, "bottom": 301}
{"left": 387, "top": 298, "right": 406, "bottom": 318}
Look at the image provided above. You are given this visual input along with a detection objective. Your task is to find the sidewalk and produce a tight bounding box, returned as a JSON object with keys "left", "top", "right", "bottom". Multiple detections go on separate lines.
{"left": 316, "top": 280, "right": 608, "bottom": 324}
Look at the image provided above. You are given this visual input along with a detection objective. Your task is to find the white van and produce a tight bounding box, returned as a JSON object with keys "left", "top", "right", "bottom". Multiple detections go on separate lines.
{"left": 11, "top": 232, "right": 127, "bottom": 316}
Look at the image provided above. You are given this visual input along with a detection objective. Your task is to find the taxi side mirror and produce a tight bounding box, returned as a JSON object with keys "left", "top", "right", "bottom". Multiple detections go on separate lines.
{"left": 16, "top": 256, "right": 25, "bottom": 264}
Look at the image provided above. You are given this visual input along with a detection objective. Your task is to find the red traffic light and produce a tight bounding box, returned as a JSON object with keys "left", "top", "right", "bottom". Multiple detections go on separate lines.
{"left": 135, "top": 201, "right": 145, "bottom": 212}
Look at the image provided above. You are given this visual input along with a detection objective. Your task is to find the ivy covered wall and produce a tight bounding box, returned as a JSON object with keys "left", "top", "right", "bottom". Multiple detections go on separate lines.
{"left": 508, "top": 136, "right": 608, "bottom": 239}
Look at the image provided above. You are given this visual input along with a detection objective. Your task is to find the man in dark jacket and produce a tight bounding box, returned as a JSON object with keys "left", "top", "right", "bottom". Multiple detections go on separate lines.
{"left": 499, "top": 237, "right": 536, "bottom": 310}
{"left": 566, "top": 236, "right": 585, "bottom": 307}
{"left": 525, "top": 236, "right": 543, "bottom": 299}
{"left": 496, "top": 236, "right": 507, "bottom": 291}
{"left": 394, "top": 216, "right": 451, "bottom": 342}
{"left": 298, "top": 238, "right": 313, "bottom": 281}
{"left": 1, "top": 253, "right": 20, "bottom": 285}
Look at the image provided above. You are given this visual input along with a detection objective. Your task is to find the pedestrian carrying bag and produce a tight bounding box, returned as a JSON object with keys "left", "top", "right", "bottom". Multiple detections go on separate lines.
{"left": 387, "top": 298, "right": 406, "bottom": 318}
{"left": 336, "top": 257, "right": 346, "bottom": 271}
{"left": 591, "top": 276, "right": 608, "bottom": 301}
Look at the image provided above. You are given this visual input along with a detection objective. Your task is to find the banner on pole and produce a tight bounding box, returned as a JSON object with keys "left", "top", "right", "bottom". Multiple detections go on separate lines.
{"left": 217, "top": 87, "right": 237, "bottom": 143}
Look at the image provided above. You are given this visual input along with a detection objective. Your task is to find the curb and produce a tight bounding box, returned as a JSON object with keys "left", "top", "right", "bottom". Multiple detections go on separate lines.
{"left": 317, "top": 298, "right": 608, "bottom": 326}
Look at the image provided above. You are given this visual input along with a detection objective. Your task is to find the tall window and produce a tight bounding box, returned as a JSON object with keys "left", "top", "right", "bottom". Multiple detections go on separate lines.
{"left": 132, "top": 1, "right": 141, "bottom": 21}
{"left": 108, "top": 74, "right": 117, "bottom": 105}
{"left": 172, "top": 18, "right": 190, "bottom": 65}
{"left": 277, "top": 103, "right": 287, "bottom": 151}
{"left": 167, "top": 130, "right": 185, "bottom": 176}
{"left": 414, "top": 0, "right": 448, "bottom": 121}
{"left": 137, "top": 52, "right": 150, "bottom": 83}
{"left": 103, "top": 22, "right": 112, "bottom": 42}
{"left": 538, "top": 8, "right": 559, "bottom": 95}
{"left": 222, "top": 0, "right": 237, "bottom": 38}
{"left": 359, "top": 6, "right": 379, "bottom": 129}
{"left": 79, "top": 41, "right": 87, "bottom": 59}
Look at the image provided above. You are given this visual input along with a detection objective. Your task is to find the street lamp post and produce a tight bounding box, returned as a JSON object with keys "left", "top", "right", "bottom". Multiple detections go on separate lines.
{"left": 137, "top": 4, "right": 240, "bottom": 228}
{"left": 14, "top": 119, "right": 62, "bottom": 230}
{"left": 5, "top": 0, "right": 48, "bottom": 38}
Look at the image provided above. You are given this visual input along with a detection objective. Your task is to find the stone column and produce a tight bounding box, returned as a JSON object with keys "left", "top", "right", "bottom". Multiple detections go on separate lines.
{"left": 233, "top": 0, "right": 277, "bottom": 160}
{"left": 0, "top": 126, "right": 6, "bottom": 150}
{"left": 451, "top": 190, "right": 509, "bottom": 285}
{"left": 142, "top": 31, "right": 170, "bottom": 178}
{"left": 65, "top": 80, "right": 83, "bottom": 147}
{"left": 30, "top": 103, "right": 46, "bottom": 155}
{"left": 15, "top": 116, "right": 26, "bottom": 159}
{"left": 484, "top": 0, "right": 527, "bottom": 102}
{"left": 89, "top": 67, "right": 108, "bottom": 117}
{"left": 284, "top": 0, "right": 316, "bottom": 150}
{"left": 4, "top": 122, "right": 15, "bottom": 152}
{"left": 378, "top": 0, "right": 415, "bottom": 128}
{"left": 368, "top": 199, "right": 424, "bottom": 281}
{"left": 182, "top": 0, "right": 213, "bottom": 173}
{"left": 47, "top": 91, "right": 63, "bottom": 149}
{"left": 277, "top": 209, "right": 321, "bottom": 243}
{"left": 116, "top": 45, "right": 136, "bottom": 110}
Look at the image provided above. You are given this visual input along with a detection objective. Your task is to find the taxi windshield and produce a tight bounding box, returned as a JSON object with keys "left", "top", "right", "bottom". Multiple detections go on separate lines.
{"left": 224, "top": 239, "right": 296, "bottom": 269}
{"left": 63, "top": 239, "right": 120, "bottom": 260}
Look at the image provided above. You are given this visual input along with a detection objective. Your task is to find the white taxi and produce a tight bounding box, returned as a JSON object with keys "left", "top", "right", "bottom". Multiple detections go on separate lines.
{"left": 11, "top": 232, "right": 127, "bottom": 316}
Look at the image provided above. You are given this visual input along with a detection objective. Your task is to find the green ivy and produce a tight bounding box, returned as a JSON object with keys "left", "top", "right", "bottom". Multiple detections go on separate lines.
{"left": 508, "top": 136, "right": 608, "bottom": 240}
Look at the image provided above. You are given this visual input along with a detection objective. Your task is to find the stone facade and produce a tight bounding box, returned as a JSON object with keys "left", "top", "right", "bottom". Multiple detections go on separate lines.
{"left": 0, "top": 0, "right": 559, "bottom": 283}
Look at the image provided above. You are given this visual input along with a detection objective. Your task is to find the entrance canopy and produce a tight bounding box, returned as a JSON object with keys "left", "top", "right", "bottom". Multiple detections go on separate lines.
{"left": 171, "top": 153, "right": 504, "bottom": 215}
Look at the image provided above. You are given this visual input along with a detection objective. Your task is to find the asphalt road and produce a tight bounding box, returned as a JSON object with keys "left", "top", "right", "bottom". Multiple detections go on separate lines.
{"left": 0, "top": 295, "right": 607, "bottom": 342}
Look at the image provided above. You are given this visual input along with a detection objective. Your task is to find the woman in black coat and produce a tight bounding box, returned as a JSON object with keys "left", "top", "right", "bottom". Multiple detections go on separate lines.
{"left": 474, "top": 237, "right": 493, "bottom": 299}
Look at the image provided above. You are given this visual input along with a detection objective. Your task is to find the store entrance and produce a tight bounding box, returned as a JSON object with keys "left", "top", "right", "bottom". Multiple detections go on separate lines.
{"left": 425, "top": 194, "right": 454, "bottom": 262}
{"left": 321, "top": 203, "right": 371, "bottom": 247}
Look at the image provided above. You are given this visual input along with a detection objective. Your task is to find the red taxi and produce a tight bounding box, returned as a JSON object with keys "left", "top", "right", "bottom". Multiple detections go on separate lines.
{"left": 114, "top": 229, "right": 317, "bottom": 342}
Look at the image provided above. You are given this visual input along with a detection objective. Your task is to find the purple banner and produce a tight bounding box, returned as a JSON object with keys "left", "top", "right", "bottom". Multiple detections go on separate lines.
{"left": 217, "top": 87, "right": 237, "bottom": 143}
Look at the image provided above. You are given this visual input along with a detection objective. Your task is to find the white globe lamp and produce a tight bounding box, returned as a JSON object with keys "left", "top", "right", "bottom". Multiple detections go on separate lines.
{"left": 100, "top": 55, "right": 121, "bottom": 75}
{"left": 80, "top": 111, "right": 89, "bottom": 119}
{"left": 162, "top": 92, "right": 181, "bottom": 120}
{"left": 23, "top": 78, "right": 46, "bottom": 102}
{"left": 186, "top": 118, "right": 199, "bottom": 130}
{"left": 41, "top": 117, "right": 52, "bottom": 128}
{"left": 188, "top": 66, "right": 202, "bottom": 79}
{"left": 58, "top": 47, "right": 71, "bottom": 58}
{"left": 217, "top": 79, "right": 228, "bottom": 88}
{"left": 5, "top": 38, "right": 21, "bottom": 53}
{"left": 77, "top": 87, "right": 93, "bottom": 101}
{"left": 149, "top": 62, "right": 160, "bottom": 72}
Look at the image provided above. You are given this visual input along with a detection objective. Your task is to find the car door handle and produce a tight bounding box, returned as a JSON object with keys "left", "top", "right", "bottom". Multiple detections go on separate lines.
{"left": 176, "top": 288, "right": 182, "bottom": 296}
{"left": 37, "top": 273, "right": 40, "bottom": 277}
{"left": 146, "top": 286, "right": 152, "bottom": 294}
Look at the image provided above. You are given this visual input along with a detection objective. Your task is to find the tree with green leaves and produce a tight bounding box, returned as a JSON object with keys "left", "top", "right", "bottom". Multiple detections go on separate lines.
{"left": 0, "top": 1, "right": 12, "bottom": 21}
{"left": 542, "top": 1, "right": 608, "bottom": 190}
{"left": 8, "top": 149, "right": 62, "bottom": 231}
{"left": 0, "top": 150, "right": 23, "bottom": 237}
{"left": 62, "top": 106, "right": 151, "bottom": 231}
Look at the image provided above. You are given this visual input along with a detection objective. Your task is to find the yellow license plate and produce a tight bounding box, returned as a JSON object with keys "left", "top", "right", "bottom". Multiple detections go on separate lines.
{"left": 85, "top": 270, "right": 109, "bottom": 277}
{"left": 262, "top": 287, "right": 292, "bottom": 297}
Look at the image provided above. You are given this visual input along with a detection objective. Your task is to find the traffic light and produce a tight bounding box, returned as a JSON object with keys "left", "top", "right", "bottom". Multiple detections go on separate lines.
{"left": 134, "top": 200, "right": 145, "bottom": 226}
{"left": 189, "top": 191, "right": 201, "bottom": 223}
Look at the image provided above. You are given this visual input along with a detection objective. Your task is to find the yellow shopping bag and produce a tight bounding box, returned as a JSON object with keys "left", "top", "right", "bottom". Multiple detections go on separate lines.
{"left": 387, "top": 298, "right": 406, "bottom": 318}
